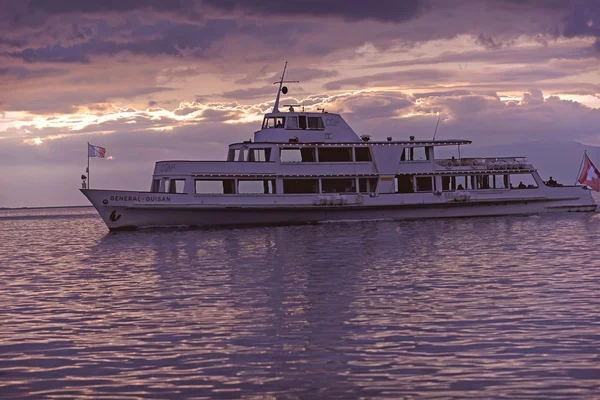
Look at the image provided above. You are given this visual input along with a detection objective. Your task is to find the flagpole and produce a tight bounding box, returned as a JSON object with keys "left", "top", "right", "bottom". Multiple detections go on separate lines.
{"left": 87, "top": 142, "right": 90, "bottom": 189}
{"left": 574, "top": 150, "right": 586, "bottom": 185}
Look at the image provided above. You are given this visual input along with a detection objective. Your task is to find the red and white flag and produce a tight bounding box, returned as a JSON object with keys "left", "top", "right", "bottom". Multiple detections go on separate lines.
{"left": 88, "top": 144, "right": 106, "bottom": 158}
{"left": 577, "top": 152, "right": 600, "bottom": 192}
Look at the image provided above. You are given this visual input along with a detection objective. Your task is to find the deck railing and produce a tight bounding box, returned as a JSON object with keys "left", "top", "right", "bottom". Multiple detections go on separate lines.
{"left": 436, "top": 157, "right": 530, "bottom": 169}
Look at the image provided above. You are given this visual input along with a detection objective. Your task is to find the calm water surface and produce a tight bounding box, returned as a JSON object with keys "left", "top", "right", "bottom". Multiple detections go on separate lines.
{"left": 1, "top": 207, "right": 600, "bottom": 399}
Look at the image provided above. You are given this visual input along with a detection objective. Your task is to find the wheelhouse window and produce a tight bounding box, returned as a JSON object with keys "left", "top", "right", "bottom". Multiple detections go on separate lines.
{"left": 281, "top": 147, "right": 316, "bottom": 162}
{"left": 262, "top": 117, "right": 285, "bottom": 129}
{"left": 283, "top": 179, "right": 319, "bottom": 194}
{"left": 321, "top": 178, "right": 356, "bottom": 193}
{"left": 286, "top": 116, "right": 324, "bottom": 130}
{"left": 354, "top": 147, "right": 372, "bottom": 162}
{"left": 287, "top": 116, "right": 299, "bottom": 129}
{"left": 238, "top": 179, "right": 276, "bottom": 194}
{"left": 359, "top": 178, "right": 378, "bottom": 193}
{"left": 307, "top": 117, "right": 324, "bottom": 129}
{"left": 401, "top": 147, "right": 428, "bottom": 161}
{"left": 195, "top": 179, "right": 235, "bottom": 194}
{"left": 318, "top": 147, "right": 352, "bottom": 162}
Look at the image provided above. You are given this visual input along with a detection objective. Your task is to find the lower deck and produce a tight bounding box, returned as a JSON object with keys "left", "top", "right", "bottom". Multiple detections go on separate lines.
{"left": 82, "top": 184, "right": 597, "bottom": 230}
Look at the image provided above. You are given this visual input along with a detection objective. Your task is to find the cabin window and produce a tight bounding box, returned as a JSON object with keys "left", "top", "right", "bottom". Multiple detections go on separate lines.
{"left": 307, "top": 117, "right": 324, "bottom": 129}
{"left": 415, "top": 176, "right": 434, "bottom": 192}
{"left": 262, "top": 117, "right": 285, "bottom": 129}
{"left": 510, "top": 174, "right": 538, "bottom": 189}
{"left": 151, "top": 179, "right": 160, "bottom": 193}
{"left": 401, "top": 147, "right": 428, "bottom": 161}
{"left": 195, "top": 179, "right": 235, "bottom": 194}
{"left": 238, "top": 179, "right": 276, "bottom": 194}
{"left": 248, "top": 148, "right": 271, "bottom": 162}
{"left": 494, "top": 175, "right": 509, "bottom": 189}
{"left": 228, "top": 149, "right": 246, "bottom": 161}
{"left": 281, "top": 147, "right": 316, "bottom": 162}
{"left": 475, "top": 175, "right": 492, "bottom": 190}
{"left": 163, "top": 178, "right": 171, "bottom": 193}
{"left": 452, "top": 176, "right": 471, "bottom": 190}
{"left": 283, "top": 179, "right": 318, "bottom": 194}
{"left": 169, "top": 179, "right": 186, "bottom": 194}
{"left": 318, "top": 147, "right": 352, "bottom": 162}
{"left": 359, "top": 178, "right": 378, "bottom": 193}
{"left": 395, "top": 175, "right": 414, "bottom": 193}
{"left": 442, "top": 176, "right": 468, "bottom": 191}
{"left": 321, "top": 178, "right": 356, "bottom": 193}
{"left": 442, "top": 176, "right": 451, "bottom": 191}
{"left": 355, "top": 147, "right": 371, "bottom": 162}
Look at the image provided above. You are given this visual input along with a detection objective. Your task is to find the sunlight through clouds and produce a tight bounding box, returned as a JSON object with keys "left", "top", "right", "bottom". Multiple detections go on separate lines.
{"left": 1, "top": 0, "right": 599, "bottom": 206}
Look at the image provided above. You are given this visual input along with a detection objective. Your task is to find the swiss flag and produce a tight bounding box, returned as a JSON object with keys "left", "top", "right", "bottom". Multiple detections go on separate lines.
{"left": 577, "top": 152, "right": 600, "bottom": 192}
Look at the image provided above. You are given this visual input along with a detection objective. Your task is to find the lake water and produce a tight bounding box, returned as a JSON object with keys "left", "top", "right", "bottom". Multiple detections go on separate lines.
{"left": 1, "top": 207, "right": 600, "bottom": 399}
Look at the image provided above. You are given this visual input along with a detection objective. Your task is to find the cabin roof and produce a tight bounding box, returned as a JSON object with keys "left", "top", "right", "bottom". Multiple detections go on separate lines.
{"left": 229, "top": 139, "right": 472, "bottom": 147}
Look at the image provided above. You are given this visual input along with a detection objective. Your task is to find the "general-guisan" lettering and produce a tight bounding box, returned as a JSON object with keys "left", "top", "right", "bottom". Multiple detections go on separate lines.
{"left": 109, "top": 195, "right": 171, "bottom": 202}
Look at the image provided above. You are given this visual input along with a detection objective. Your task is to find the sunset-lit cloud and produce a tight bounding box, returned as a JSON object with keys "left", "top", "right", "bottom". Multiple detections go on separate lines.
{"left": 1, "top": 0, "right": 599, "bottom": 207}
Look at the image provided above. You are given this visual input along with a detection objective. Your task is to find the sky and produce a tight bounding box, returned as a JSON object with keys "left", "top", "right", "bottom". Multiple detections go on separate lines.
{"left": 1, "top": 0, "right": 599, "bottom": 207}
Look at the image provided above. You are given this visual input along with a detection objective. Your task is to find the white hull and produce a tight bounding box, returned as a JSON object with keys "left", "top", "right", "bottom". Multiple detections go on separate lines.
{"left": 81, "top": 188, "right": 597, "bottom": 231}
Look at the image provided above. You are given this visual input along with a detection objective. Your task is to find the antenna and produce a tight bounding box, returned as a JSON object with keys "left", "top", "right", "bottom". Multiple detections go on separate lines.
{"left": 273, "top": 62, "right": 299, "bottom": 113}
{"left": 432, "top": 115, "right": 441, "bottom": 141}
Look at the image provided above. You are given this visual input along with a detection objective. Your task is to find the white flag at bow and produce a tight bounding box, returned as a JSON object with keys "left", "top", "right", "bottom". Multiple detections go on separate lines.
{"left": 88, "top": 144, "right": 106, "bottom": 158}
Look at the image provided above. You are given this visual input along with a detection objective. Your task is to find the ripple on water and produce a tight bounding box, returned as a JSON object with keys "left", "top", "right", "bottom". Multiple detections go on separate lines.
{"left": 1, "top": 209, "right": 600, "bottom": 399}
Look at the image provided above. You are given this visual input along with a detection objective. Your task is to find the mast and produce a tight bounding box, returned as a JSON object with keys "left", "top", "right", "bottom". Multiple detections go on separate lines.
{"left": 574, "top": 150, "right": 586, "bottom": 185}
{"left": 272, "top": 62, "right": 298, "bottom": 113}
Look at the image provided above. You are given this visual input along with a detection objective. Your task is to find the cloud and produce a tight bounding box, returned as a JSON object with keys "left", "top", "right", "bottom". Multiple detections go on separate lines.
{"left": 0, "top": 66, "right": 66, "bottom": 80}
{"left": 202, "top": 0, "right": 424, "bottom": 23}
{"left": 220, "top": 86, "right": 279, "bottom": 100}
{"left": 1, "top": 0, "right": 600, "bottom": 208}
{"left": 324, "top": 69, "right": 457, "bottom": 90}
{"left": 25, "top": 0, "right": 197, "bottom": 15}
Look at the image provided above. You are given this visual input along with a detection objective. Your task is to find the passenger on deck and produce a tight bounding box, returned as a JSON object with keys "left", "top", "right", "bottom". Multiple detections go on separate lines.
{"left": 546, "top": 176, "right": 557, "bottom": 186}
{"left": 518, "top": 181, "right": 527, "bottom": 189}
{"left": 457, "top": 184, "right": 464, "bottom": 190}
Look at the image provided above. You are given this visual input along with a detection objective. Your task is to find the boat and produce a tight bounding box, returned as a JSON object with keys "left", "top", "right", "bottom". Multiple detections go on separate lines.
{"left": 81, "top": 64, "right": 598, "bottom": 231}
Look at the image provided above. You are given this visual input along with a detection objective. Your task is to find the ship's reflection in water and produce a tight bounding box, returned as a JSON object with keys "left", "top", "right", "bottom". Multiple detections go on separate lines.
{"left": 1, "top": 208, "right": 600, "bottom": 398}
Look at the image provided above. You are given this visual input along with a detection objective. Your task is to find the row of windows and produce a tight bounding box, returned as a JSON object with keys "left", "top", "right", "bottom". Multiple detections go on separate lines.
{"left": 153, "top": 174, "right": 538, "bottom": 195}
{"left": 227, "top": 146, "right": 432, "bottom": 163}
{"left": 227, "top": 147, "right": 372, "bottom": 162}
{"left": 262, "top": 116, "right": 325, "bottom": 130}
{"left": 280, "top": 147, "right": 372, "bottom": 162}
{"left": 155, "top": 178, "right": 378, "bottom": 195}
{"left": 395, "top": 174, "right": 539, "bottom": 193}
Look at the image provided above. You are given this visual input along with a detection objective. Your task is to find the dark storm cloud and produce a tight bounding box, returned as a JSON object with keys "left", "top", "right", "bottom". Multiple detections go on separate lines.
{"left": 8, "top": 20, "right": 236, "bottom": 63}
{"left": 2, "top": 0, "right": 599, "bottom": 68}
{"left": 25, "top": 0, "right": 196, "bottom": 14}
{"left": 202, "top": 0, "right": 424, "bottom": 22}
